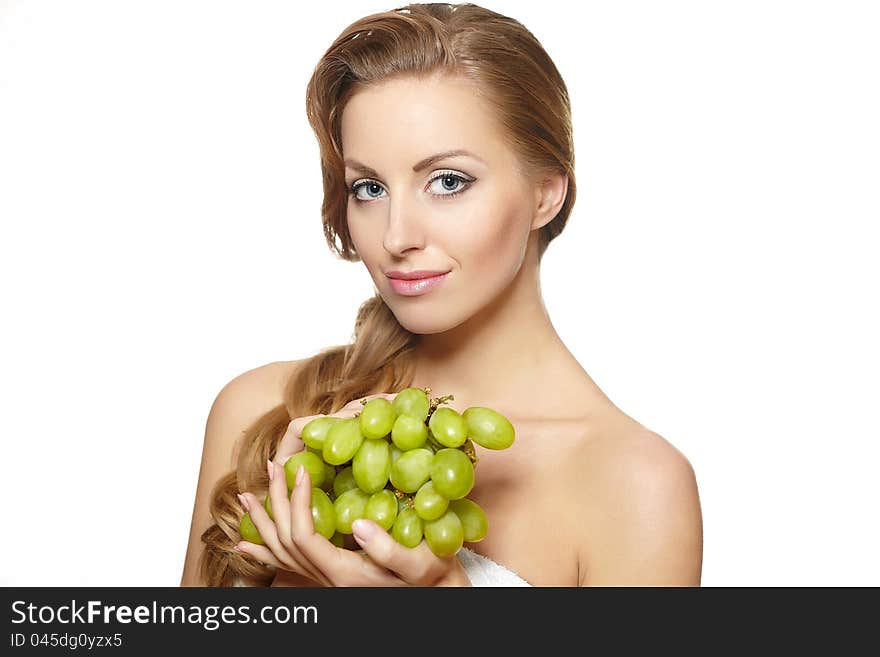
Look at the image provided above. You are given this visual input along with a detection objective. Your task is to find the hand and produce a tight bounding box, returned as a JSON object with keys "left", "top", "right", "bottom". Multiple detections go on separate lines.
{"left": 236, "top": 393, "right": 473, "bottom": 587}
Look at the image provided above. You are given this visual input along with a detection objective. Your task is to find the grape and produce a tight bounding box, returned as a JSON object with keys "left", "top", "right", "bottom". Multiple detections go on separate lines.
{"left": 310, "top": 487, "right": 336, "bottom": 539}
{"left": 284, "top": 451, "right": 326, "bottom": 491}
{"left": 239, "top": 512, "right": 264, "bottom": 545}
{"left": 424, "top": 429, "right": 443, "bottom": 453}
{"left": 391, "top": 387, "right": 430, "bottom": 422}
{"left": 352, "top": 438, "right": 391, "bottom": 494}
{"left": 332, "top": 466, "right": 358, "bottom": 498}
{"left": 301, "top": 416, "right": 343, "bottom": 450}
{"left": 267, "top": 390, "right": 513, "bottom": 556}
{"left": 321, "top": 462, "right": 337, "bottom": 491}
{"left": 430, "top": 448, "right": 475, "bottom": 500}
{"left": 359, "top": 397, "right": 397, "bottom": 439}
{"left": 365, "top": 489, "right": 399, "bottom": 531}
{"left": 263, "top": 494, "right": 273, "bottom": 520}
{"left": 428, "top": 407, "right": 468, "bottom": 448}
{"left": 462, "top": 407, "right": 515, "bottom": 450}
{"left": 333, "top": 487, "right": 370, "bottom": 534}
{"left": 449, "top": 498, "right": 488, "bottom": 542}
{"left": 389, "top": 448, "right": 434, "bottom": 493}
{"left": 323, "top": 417, "right": 364, "bottom": 465}
{"left": 391, "top": 507, "right": 424, "bottom": 548}
{"left": 423, "top": 509, "right": 464, "bottom": 556}
{"left": 391, "top": 413, "right": 428, "bottom": 450}
{"left": 266, "top": 484, "right": 337, "bottom": 541}
{"left": 414, "top": 480, "right": 449, "bottom": 521}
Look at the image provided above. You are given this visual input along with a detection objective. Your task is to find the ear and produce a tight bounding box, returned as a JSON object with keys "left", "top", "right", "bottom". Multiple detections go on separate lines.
{"left": 531, "top": 172, "right": 568, "bottom": 231}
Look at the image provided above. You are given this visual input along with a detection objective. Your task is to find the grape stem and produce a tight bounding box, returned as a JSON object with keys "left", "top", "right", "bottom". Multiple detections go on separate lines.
{"left": 463, "top": 438, "right": 479, "bottom": 466}
{"left": 425, "top": 391, "right": 455, "bottom": 424}
{"left": 424, "top": 391, "right": 480, "bottom": 466}
{"left": 430, "top": 393, "right": 455, "bottom": 411}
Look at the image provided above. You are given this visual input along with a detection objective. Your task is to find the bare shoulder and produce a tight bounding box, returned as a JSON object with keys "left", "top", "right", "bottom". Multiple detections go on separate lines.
{"left": 179, "top": 358, "right": 305, "bottom": 586}
{"left": 217, "top": 359, "right": 302, "bottom": 413}
{"left": 569, "top": 416, "right": 704, "bottom": 586}
{"left": 210, "top": 359, "right": 305, "bottom": 458}
{"left": 576, "top": 417, "right": 698, "bottom": 488}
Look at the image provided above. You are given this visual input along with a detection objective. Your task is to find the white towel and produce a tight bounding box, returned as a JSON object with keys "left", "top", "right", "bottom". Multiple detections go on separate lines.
{"left": 456, "top": 546, "right": 533, "bottom": 587}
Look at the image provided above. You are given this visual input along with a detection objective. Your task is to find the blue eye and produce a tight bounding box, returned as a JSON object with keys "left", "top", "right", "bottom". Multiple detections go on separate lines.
{"left": 428, "top": 173, "right": 469, "bottom": 196}
{"left": 348, "top": 170, "right": 475, "bottom": 203}
{"left": 350, "top": 181, "right": 386, "bottom": 201}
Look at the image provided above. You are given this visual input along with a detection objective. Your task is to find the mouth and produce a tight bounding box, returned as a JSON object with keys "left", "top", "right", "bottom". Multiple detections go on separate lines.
{"left": 386, "top": 270, "right": 451, "bottom": 296}
{"left": 385, "top": 269, "right": 451, "bottom": 280}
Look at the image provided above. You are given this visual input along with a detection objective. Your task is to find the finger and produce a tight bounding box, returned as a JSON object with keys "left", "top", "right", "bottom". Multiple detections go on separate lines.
{"left": 265, "top": 460, "right": 326, "bottom": 584}
{"left": 346, "top": 546, "right": 409, "bottom": 586}
{"left": 282, "top": 467, "right": 332, "bottom": 586}
{"left": 239, "top": 491, "right": 319, "bottom": 581}
{"left": 351, "top": 518, "right": 443, "bottom": 585}
{"left": 287, "top": 467, "right": 335, "bottom": 584}
{"left": 288, "top": 467, "right": 404, "bottom": 586}
{"left": 273, "top": 418, "right": 313, "bottom": 468}
{"left": 351, "top": 550, "right": 412, "bottom": 587}
{"left": 235, "top": 541, "right": 285, "bottom": 569}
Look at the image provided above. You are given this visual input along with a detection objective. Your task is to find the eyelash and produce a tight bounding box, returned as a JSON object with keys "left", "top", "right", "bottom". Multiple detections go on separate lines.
{"left": 347, "top": 170, "right": 475, "bottom": 203}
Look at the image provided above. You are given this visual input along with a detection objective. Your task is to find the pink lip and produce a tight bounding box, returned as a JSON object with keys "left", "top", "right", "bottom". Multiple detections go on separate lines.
{"left": 387, "top": 271, "right": 450, "bottom": 296}
{"left": 386, "top": 269, "right": 449, "bottom": 280}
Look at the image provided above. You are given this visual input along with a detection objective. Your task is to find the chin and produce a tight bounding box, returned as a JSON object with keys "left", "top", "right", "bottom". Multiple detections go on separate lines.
{"left": 396, "top": 314, "right": 458, "bottom": 335}
{"left": 388, "top": 305, "right": 464, "bottom": 335}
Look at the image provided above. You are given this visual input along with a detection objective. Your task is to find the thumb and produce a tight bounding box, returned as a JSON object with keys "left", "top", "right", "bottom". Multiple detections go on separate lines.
{"left": 274, "top": 419, "right": 307, "bottom": 468}
{"left": 351, "top": 519, "right": 436, "bottom": 584}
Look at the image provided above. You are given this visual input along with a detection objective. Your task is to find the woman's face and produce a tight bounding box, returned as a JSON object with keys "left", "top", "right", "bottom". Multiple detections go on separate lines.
{"left": 340, "top": 73, "right": 541, "bottom": 335}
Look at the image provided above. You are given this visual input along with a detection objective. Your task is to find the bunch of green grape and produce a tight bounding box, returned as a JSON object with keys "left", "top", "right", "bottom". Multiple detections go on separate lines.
{"left": 239, "top": 387, "right": 515, "bottom": 557}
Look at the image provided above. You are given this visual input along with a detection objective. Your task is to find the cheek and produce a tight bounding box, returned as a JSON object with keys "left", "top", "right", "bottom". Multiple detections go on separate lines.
{"left": 347, "top": 208, "right": 377, "bottom": 259}
{"left": 454, "top": 200, "right": 530, "bottom": 280}
{"left": 347, "top": 209, "right": 391, "bottom": 292}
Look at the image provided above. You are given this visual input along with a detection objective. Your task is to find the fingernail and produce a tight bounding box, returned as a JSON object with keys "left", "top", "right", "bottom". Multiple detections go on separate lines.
{"left": 296, "top": 464, "right": 305, "bottom": 485}
{"left": 267, "top": 459, "right": 275, "bottom": 482}
{"left": 237, "top": 493, "right": 250, "bottom": 511}
{"left": 352, "top": 519, "right": 376, "bottom": 541}
{"left": 233, "top": 542, "right": 243, "bottom": 552}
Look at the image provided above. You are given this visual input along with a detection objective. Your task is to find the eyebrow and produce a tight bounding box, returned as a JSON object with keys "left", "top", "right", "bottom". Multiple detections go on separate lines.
{"left": 344, "top": 149, "right": 486, "bottom": 178}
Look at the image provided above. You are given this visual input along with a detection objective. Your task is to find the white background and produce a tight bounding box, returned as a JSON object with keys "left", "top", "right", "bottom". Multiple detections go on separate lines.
{"left": 1, "top": 0, "right": 877, "bottom": 586}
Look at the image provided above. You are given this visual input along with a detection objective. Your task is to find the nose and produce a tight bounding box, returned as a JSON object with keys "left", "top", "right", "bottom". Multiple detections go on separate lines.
{"left": 382, "top": 190, "right": 426, "bottom": 257}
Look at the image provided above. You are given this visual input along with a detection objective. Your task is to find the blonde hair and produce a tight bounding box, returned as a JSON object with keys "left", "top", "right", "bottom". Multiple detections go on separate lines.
{"left": 199, "top": 1, "right": 577, "bottom": 586}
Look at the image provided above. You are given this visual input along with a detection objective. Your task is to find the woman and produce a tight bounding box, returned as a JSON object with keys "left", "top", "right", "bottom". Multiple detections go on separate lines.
{"left": 181, "top": 2, "right": 703, "bottom": 587}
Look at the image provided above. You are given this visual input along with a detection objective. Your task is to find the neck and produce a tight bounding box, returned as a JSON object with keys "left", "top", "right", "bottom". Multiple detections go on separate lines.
{"left": 409, "top": 244, "right": 591, "bottom": 420}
